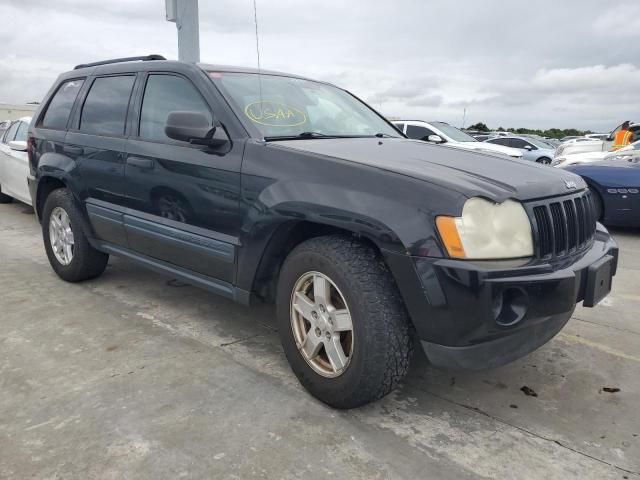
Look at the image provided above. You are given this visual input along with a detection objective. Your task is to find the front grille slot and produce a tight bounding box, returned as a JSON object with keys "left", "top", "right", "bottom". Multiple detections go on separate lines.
{"left": 529, "top": 190, "right": 596, "bottom": 259}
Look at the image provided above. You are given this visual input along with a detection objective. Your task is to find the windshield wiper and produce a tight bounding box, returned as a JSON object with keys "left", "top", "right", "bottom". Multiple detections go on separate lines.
{"left": 264, "top": 132, "right": 373, "bottom": 141}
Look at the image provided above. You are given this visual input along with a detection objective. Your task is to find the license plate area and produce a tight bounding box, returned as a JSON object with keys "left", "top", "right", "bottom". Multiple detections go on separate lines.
{"left": 583, "top": 255, "right": 614, "bottom": 307}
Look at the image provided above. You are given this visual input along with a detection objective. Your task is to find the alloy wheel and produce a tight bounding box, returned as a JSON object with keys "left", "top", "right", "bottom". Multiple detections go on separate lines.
{"left": 49, "top": 207, "right": 75, "bottom": 265}
{"left": 290, "top": 271, "right": 354, "bottom": 377}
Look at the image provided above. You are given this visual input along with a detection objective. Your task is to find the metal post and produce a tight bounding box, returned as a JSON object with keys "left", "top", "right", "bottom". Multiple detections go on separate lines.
{"left": 166, "top": 0, "right": 200, "bottom": 63}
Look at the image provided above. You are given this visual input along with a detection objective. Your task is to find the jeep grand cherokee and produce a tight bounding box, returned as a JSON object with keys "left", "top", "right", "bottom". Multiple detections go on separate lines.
{"left": 27, "top": 55, "right": 618, "bottom": 408}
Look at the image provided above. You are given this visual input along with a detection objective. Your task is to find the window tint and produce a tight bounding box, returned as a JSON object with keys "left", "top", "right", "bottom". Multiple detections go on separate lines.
{"left": 80, "top": 76, "right": 135, "bottom": 136}
{"left": 41, "top": 79, "right": 84, "bottom": 130}
{"left": 393, "top": 122, "right": 405, "bottom": 132}
{"left": 510, "top": 138, "right": 528, "bottom": 149}
{"left": 3, "top": 122, "right": 19, "bottom": 144}
{"left": 488, "top": 137, "right": 509, "bottom": 146}
{"left": 14, "top": 121, "right": 29, "bottom": 142}
{"left": 406, "top": 125, "right": 435, "bottom": 140}
{"left": 139, "top": 75, "right": 211, "bottom": 142}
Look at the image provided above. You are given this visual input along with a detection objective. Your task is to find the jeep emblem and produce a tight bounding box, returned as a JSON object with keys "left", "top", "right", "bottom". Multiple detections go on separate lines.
{"left": 564, "top": 180, "right": 577, "bottom": 189}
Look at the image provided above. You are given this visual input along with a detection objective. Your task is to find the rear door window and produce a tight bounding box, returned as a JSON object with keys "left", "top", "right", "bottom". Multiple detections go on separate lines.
{"left": 79, "top": 75, "right": 135, "bottom": 136}
{"left": 41, "top": 79, "right": 85, "bottom": 130}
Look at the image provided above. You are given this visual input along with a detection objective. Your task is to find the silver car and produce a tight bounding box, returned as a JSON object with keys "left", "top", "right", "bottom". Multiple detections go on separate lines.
{"left": 484, "top": 136, "right": 555, "bottom": 164}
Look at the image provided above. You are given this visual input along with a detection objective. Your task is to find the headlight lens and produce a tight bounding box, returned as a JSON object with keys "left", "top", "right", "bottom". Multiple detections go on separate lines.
{"left": 436, "top": 198, "right": 534, "bottom": 259}
{"left": 551, "top": 156, "right": 566, "bottom": 167}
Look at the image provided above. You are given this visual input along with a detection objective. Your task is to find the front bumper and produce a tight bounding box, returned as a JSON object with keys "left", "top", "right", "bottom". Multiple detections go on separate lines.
{"left": 385, "top": 224, "right": 618, "bottom": 370}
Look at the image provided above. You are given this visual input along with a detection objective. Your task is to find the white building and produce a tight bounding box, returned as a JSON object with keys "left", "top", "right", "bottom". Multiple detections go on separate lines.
{"left": 0, "top": 103, "right": 38, "bottom": 121}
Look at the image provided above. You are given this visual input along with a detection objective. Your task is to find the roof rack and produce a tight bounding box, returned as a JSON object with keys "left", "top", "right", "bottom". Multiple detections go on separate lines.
{"left": 74, "top": 54, "right": 166, "bottom": 70}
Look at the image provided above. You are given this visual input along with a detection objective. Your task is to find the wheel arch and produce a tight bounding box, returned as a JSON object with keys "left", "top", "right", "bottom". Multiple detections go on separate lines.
{"left": 247, "top": 220, "right": 385, "bottom": 303}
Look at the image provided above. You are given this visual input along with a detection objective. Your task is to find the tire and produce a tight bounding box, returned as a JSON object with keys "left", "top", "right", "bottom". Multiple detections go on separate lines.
{"left": 592, "top": 190, "right": 604, "bottom": 222}
{"left": 0, "top": 185, "right": 13, "bottom": 204}
{"left": 276, "top": 235, "right": 413, "bottom": 409}
{"left": 536, "top": 157, "right": 551, "bottom": 165}
{"left": 42, "top": 188, "right": 109, "bottom": 282}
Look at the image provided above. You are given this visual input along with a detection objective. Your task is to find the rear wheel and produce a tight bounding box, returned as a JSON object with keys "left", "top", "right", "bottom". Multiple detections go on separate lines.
{"left": 276, "top": 235, "right": 413, "bottom": 409}
{"left": 42, "top": 188, "right": 109, "bottom": 282}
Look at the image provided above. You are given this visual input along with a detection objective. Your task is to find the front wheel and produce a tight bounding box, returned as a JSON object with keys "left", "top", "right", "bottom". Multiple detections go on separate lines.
{"left": 42, "top": 188, "right": 109, "bottom": 282}
{"left": 536, "top": 157, "right": 551, "bottom": 165}
{"left": 276, "top": 235, "right": 413, "bottom": 409}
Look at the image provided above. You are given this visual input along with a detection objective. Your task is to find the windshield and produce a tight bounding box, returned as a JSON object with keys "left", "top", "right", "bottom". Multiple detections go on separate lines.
{"left": 431, "top": 122, "right": 477, "bottom": 142}
{"left": 210, "top": 72, "right": 400, "bottom": 139}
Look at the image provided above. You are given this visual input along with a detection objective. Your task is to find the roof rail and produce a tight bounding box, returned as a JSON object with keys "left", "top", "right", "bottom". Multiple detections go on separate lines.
{"left": 74, "top": 54, "right": 166, "bottom": 70}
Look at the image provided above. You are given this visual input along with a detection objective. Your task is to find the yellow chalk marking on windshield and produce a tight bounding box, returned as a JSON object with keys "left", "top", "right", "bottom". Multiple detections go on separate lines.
{"left": 245, "top": 101, "right": 307, "bottom": 127}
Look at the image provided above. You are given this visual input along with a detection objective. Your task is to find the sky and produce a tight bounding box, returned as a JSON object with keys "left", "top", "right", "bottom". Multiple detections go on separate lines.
{"left": 0, "top": 0, "right": 638, "bottom": 131}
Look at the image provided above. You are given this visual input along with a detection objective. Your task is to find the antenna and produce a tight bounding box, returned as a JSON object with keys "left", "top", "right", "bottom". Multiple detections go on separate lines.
{"left": 253, "top": 0, "right": 264, "bottom": 121}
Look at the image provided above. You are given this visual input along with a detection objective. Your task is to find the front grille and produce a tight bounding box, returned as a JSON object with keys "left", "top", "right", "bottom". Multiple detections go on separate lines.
{"left": 528, "top": 190, "right": 596, "bottom": 258}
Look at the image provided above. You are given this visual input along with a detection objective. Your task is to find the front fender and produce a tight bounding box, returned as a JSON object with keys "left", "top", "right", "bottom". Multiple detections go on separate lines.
{"left": 236, "top": 140, "right": 464, "bottom": 292}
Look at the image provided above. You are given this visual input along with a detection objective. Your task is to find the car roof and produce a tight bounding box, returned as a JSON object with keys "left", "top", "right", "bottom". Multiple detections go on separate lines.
{"left": 62, "top": 59, "right": 332, "bottom": 86}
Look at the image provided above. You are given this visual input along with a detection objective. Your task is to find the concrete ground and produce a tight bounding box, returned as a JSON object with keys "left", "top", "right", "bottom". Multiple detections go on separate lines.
{"left": 0, "top": 200, "right": 638, "bottom": 480}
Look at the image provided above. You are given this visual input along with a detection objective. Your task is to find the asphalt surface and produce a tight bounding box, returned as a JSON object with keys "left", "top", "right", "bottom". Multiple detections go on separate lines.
{"left": 0, "top": 200, "right": 639, "bottom": 479}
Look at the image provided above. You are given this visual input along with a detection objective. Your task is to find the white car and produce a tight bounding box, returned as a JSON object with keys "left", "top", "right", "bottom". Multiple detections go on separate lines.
{"left": 554, "top": 122, "right": 640, "bottom": 158}
{"left": 393, "top": 120, "right": 523, "bottom": 158}
{"left": 553, "top": 140, "right": 640, "bottom": 168}
{"left": 0, "top": 116, "right": 32, "bottom": 206}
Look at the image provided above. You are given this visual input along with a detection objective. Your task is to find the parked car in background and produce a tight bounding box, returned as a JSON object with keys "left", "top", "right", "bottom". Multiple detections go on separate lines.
{"left": 555, "top": 137, "right": 604, "bottom": 158}
{"left": 393, "top": 120, "right": 523, "bottom": 158}
{"left": 484, "top": 135, "right": 555, "bottom": 164}
{"left": 0, "top": 116, "right": 32, "bottom": 205}
{"left": 565, "top": 157, "right": 640, "bottom": 227}
{"left": 553, "top": 141, "right": 640, "bottom": 168}
{"left": 28, "top": 56, "right": 617, "bottom": 408}
{"left": 585, "top": 133, "right": 609, "bottom": 141}
{"left": 471, "top": 134, "right": 492, "bottom": 141}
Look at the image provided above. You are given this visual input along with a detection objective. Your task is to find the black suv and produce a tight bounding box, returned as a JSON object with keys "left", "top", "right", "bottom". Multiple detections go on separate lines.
{"left": 28, "top": 55, "right": 618, "bottom": 408}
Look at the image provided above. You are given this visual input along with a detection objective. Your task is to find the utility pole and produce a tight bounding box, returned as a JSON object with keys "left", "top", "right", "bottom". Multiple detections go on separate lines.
{"left": 462, "top": 107, "right": 467, "bottom": 129}
{"left": 166, "top": 0, "right": 200, "bottom": 63}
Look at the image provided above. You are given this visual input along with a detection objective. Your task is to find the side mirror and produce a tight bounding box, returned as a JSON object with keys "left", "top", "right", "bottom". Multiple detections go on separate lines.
{"left": 8, "top": 140, "right": 27, "bottom": 152}
{"left": 165, "top": 111, "right": 228, "bottom": 147}
{"left": 523, "top": 145, "right": 533, "bottom": 151}
{"left": 427, "top": 134, "right": 444, "bottom": 143}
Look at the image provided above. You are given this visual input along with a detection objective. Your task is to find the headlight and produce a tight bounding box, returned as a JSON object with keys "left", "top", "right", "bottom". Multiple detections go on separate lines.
{"left": 551, "top": 157, "right": 566, "bottom": 167}
{"left": 436, "top": 198, "right": 533, "bottom": 259}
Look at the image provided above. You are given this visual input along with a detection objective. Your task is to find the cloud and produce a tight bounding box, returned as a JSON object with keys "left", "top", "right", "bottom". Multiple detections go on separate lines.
{"left": 0, "top": 0, "right": 638, "bottom": 131}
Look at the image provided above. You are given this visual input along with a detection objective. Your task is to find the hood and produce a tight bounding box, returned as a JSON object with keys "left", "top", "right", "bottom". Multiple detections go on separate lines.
{"left": 566, "top": 160, "right": 640, "bottom": 188}
{"left": 452, "top": 141, "right": 522, "bottom": 158}
{"left": 271, "top": 137, "right": 586, "bottom": 202}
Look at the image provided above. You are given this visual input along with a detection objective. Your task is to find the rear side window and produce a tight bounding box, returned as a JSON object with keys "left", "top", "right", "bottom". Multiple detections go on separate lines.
{"left": 14, "top": 121, "right": 29, "bottom": 142}
{"left": 139, "top": 74, "right": 212, "bottom": 142}
{"left": 80, "top": 76, "right": 135, "bottom": 136}
{"left": 41, "top": 79, "right": 85, "bottom": 130}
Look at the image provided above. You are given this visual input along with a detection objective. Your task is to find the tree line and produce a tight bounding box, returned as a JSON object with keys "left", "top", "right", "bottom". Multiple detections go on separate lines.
{"left": 466, "top": 122, "right": 592, "bottom": 139}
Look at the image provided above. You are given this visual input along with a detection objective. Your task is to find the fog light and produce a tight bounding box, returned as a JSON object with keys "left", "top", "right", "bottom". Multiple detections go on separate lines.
{"left": 492, "top": 287, "right": 528, "bottom": 327}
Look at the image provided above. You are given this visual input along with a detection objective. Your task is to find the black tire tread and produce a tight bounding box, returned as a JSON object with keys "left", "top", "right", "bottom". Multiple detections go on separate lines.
{"left": 42, "top": 188, "right": 108, "bottom": 282}
{"left": 278, "top": 235, "right": 413, "bottom": 409}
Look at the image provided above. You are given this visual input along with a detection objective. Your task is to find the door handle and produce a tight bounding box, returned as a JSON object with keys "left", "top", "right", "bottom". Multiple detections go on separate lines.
{"left": 126, "top": 156, "right": 154, "bottom": 169}
{"left": 63, "top": 145, "right": 84, "bottom": 156}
